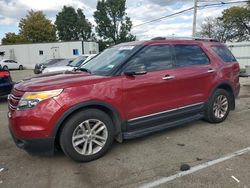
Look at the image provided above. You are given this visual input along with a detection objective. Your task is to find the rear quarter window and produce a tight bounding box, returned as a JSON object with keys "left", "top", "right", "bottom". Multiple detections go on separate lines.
{"left": 211, "top": 46, "right": 236, "bottom": 62}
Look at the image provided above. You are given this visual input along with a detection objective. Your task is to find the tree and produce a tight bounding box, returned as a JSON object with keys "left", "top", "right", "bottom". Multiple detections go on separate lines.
{"left": 2, "top": 32, "right": 28, "bottom": 45}
{"left": 198, "top": 17, "right": 228, "bottom": 42}
{"left": 93, "top": 0, "right": 136, "bottom": 45}
{"left": 199, "top": 5, "right": 250, "bottom": 42}
{"left": 55, "top": 6, "right": 93, "bottom": 41}
{"left": 19, "top": 10, "right": 56, "bottom": 43}
{"left": 219, "top": 6, "right": 250, "bottom": 41}
{"left": 2, "top": 10, "right": 56, "bottom": 45}
{"left": 76, "top": 9, "right": 94, "bottom": 40}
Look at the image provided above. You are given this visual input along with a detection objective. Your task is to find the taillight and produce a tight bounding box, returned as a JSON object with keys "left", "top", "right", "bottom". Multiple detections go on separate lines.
{"left": 0, "top": 71, "right": 10, "bottom": 77}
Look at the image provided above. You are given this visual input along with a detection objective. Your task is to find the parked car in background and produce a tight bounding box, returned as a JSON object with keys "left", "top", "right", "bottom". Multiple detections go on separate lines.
{"left": 34, "top": 58, "right": 65, "bottom": 74}
{"left": 0, "top": 59, "right": 24, "bottom": 71}
{"left": 42, "top": 54, "right": 97, "bottom": 74}
{"left": 49, "top": 58, "right": 74, "bottom": 67}
{"left": 8, "top": 38, "right": 240, "bottom": 162}
{"left": 0, "top": 70, "right": 13, "bottom": 96}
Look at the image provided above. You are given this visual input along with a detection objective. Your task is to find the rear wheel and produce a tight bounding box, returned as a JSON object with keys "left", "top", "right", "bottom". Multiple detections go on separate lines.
{"left": 205, "top": 89, "right": 231, "bottom": 123}
{"left": 60, "top": 109, "right": 115, "bottom": 162}
{"left": 3, "top": 66, "right": 8, "bottom": 71}
{"left": 19, "top": 65, "right": 23, "bottom": 70}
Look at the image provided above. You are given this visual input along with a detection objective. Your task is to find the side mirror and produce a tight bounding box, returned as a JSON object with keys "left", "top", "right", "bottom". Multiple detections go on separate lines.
{"left": 124, "top": 65, "right": 147, "bottom": 76}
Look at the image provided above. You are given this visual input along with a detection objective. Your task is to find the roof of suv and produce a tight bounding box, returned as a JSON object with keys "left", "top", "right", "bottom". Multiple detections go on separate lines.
{"left": 115, "top": 38, "right": 223, "bottom": 48}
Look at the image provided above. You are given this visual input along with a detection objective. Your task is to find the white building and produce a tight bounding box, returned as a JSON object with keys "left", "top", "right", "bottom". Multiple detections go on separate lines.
{"left": 0, "top": 41, "right": 99, "bottom": 69}
{"left": 227, "top": 42, "right": 250, "bottom": 68}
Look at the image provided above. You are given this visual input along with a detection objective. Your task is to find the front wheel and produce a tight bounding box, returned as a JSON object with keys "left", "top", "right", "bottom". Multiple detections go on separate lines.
{"left": 205, "top": 89, "right": 231, "bottom": 123}
{"left": 60, "top": 109, "right": 115, "bottom": 162}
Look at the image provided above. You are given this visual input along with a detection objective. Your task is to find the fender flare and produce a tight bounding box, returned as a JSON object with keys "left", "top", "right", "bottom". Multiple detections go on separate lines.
{"left": 209, "top": 81, "right": 235, "bottom": 110}
{"left": 51, "top": 100, "right": 124, "bottom": 143}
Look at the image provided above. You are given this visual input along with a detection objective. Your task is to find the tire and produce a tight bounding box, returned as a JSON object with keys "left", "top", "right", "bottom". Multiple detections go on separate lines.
{"left": 60, "top": 109, "right": 115, "bottom": 162}
{"left": 3, "top": 66, "right": 8, "bottom": 71}
{"left": 205, "top": 89, "right": 231, "bottom": 123}
{"left": 19, "top": 65, "right": 24, "bottom": 70}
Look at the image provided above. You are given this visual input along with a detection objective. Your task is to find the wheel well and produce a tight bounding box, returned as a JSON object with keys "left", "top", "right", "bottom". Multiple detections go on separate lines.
{"left": 216, "top": 84, "right": 235, "bottom": 110}
{"left": 54, "top": 104, "right": 122, "bottom": 149}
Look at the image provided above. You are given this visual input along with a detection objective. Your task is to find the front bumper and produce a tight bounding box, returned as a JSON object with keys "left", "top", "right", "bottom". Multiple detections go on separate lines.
{"left": 9, "top": 127, "right": 54, "bottom": 155}
{"left": 8, "top": 98, "right": 64, "bottom": 155}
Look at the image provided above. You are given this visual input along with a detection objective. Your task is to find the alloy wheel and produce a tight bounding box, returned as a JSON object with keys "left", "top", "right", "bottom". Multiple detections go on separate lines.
{"left": 213, "top": 95, "right": 228, "bottom": 119}
{"left": 72, "top": 119, "right": 108, "bottom": 156}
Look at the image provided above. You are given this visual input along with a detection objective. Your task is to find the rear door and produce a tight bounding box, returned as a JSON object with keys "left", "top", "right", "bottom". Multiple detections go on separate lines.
{"left": 172, "top": 44, "right": 216, "bottom": 103}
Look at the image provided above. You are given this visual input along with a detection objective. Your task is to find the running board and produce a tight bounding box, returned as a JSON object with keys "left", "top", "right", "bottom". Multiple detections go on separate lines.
{"left": 123, "top": 113, "right": 203, "bottom": 140}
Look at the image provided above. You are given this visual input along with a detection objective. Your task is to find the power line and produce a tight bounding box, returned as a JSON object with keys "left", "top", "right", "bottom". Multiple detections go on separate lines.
{"left": 132, "top": 0, "right": 248, "bottom": 28}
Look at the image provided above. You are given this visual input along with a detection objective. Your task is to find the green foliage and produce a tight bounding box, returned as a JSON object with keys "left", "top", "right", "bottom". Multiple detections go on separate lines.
{"left": 19, "top": 10, "right": 56, "bottom": 43}
{"left": 55, "top": 6, "right": 93, "bottom": 41}
{"left": 2, "top": 10, "right": 56, "bottom": 45}
{"left": 1, "top": 32, "right": 28, "bottom": 45}
{"left": 199, "top": 5, "right": 250, "bottom": 42}
{"left": 94, "top": 0, "right": 135, "bottom": 45}
{"left": 219, "top": 6, "right": 250, "bottom": 41}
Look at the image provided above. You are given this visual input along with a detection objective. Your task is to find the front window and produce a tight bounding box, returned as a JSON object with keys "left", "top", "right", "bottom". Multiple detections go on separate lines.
{"left": 80, "top": 46, "right": 136, "bottom": 75}
{"left": 68, "top": 56, "right": 88, "bottom": 67}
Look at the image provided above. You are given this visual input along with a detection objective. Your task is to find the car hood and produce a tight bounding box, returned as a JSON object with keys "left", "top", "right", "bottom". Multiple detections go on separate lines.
{"left": 43, "top": 66, "right": 74, "bottom": 73}
{"left": 14, "top": 71, "right": 106, "bottom": 92}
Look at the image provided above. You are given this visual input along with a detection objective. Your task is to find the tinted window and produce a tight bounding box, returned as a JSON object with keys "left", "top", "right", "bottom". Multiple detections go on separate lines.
{"left": 212, "top": 46, "right": 236, "bottom": 62}
{"left": 174, "top": 45, "right": 210, "bottom": 67}
{"left": 124, "top": 45, "right": 173, "bottom": 72}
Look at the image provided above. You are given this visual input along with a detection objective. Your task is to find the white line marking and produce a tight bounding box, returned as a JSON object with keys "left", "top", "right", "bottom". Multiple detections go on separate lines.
{"left": 140, "top": 147, "right": 250, "bottom": 188}
{"left": 231, "top": 176, "right": 240, "bottom": 183}
{"left": 0, "top": 168, "right": 4, "bottom": 172}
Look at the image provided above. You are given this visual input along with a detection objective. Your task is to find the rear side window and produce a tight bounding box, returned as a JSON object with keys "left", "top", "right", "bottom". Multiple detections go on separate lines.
{"left": 124, "top": 45, "right": 173, "bottom": 72}
{"left": 174, "top": 45, "right": 210, "bottom": 67}
{"left": 211, "top": 46, "right": 236, "bottom": 62}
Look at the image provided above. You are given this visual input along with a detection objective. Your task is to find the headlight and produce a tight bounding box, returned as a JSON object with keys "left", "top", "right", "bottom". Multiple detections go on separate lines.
{"left": 17, "top": 89, "right": 63, "bottom": 110}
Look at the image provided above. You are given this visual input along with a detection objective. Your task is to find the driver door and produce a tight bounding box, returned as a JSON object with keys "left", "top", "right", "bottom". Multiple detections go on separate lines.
{"left": 122, "top": 44, "right": 182, "bottom": 121}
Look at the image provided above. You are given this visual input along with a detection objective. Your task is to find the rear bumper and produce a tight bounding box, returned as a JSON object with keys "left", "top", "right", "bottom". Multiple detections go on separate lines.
{"left": 9, "top": 127, "right": 54, "bottom": 155}
{"left": 0, "top": 83, "right": 13, "bottom": 96}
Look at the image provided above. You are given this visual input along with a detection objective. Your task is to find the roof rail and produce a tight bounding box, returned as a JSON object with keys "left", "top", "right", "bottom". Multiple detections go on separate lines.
{"left": 151, "top": 36, "right": 219, "bottom": 42}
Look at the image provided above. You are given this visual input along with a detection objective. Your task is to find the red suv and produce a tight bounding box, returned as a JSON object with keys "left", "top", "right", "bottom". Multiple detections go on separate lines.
{"left": 8, "top": 38, "right": 240, "bottom": 162}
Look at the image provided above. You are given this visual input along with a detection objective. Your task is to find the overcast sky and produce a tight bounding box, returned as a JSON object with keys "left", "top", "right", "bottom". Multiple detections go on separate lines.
{"left": 0, "top": 0, "right": 247, "bottom": 43}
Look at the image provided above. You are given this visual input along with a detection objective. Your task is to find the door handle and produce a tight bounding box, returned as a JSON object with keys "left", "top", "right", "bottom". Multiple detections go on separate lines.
{"left": 162, "top": 75, "right": 175, "bottom": 80}
{"left": 207, "top": 68, "right": 215, "bottom": 73}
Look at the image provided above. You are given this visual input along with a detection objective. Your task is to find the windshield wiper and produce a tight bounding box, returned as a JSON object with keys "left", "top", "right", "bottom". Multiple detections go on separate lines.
{"left": 75, "top": 67, "right": 91, "bottom": 74}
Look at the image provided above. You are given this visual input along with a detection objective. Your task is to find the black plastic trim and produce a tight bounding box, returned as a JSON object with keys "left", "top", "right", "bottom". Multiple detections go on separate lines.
{"left": 123, "top": 113, "right": 203, "bottom": 139}
{"left": 52, "top": 100, "right": 123, "bottom": 142}
{"left": 9, "top": 128, "right": 54, "bottom": 155}
{"left": 126, "top": 103, "right": 204, "bottom": 132}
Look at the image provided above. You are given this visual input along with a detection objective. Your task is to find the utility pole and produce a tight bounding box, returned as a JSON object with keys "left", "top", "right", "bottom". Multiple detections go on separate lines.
{"left": 192, "top": 0, "right": 198, "bottom": 37}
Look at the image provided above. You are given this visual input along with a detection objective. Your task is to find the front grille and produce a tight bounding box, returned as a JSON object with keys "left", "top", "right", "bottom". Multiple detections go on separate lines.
{"left": 8, "top": 88, "right": 24, "bottom": 110}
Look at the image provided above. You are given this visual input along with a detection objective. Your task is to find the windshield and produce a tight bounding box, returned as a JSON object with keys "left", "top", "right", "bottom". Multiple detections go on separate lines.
{"left": 68, "top": 56, "right": 88, "bottom": 67}
{"left": 80, "top": 46, "right": 135, "bottom": 75}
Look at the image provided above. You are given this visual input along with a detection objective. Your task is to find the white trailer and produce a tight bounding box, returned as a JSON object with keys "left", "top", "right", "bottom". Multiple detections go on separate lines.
{"left": 227, "top": 42, "right": 250, "bottom": 68}
{"left": 0, "top": 41, "right": 99, "bottom": 69}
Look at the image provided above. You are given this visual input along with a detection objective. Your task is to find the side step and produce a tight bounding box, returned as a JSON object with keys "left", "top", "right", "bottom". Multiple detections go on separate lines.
{"left": 123, "top": 113, "right": 203, "bottom": 140}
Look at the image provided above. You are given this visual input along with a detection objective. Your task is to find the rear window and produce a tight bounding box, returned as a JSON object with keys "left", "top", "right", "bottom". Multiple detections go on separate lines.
{"left": 211, "top": 46, "right": 236, "bottom": 62}
{"left": 174, "top": 45, "right": 210, "bottom": 67}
